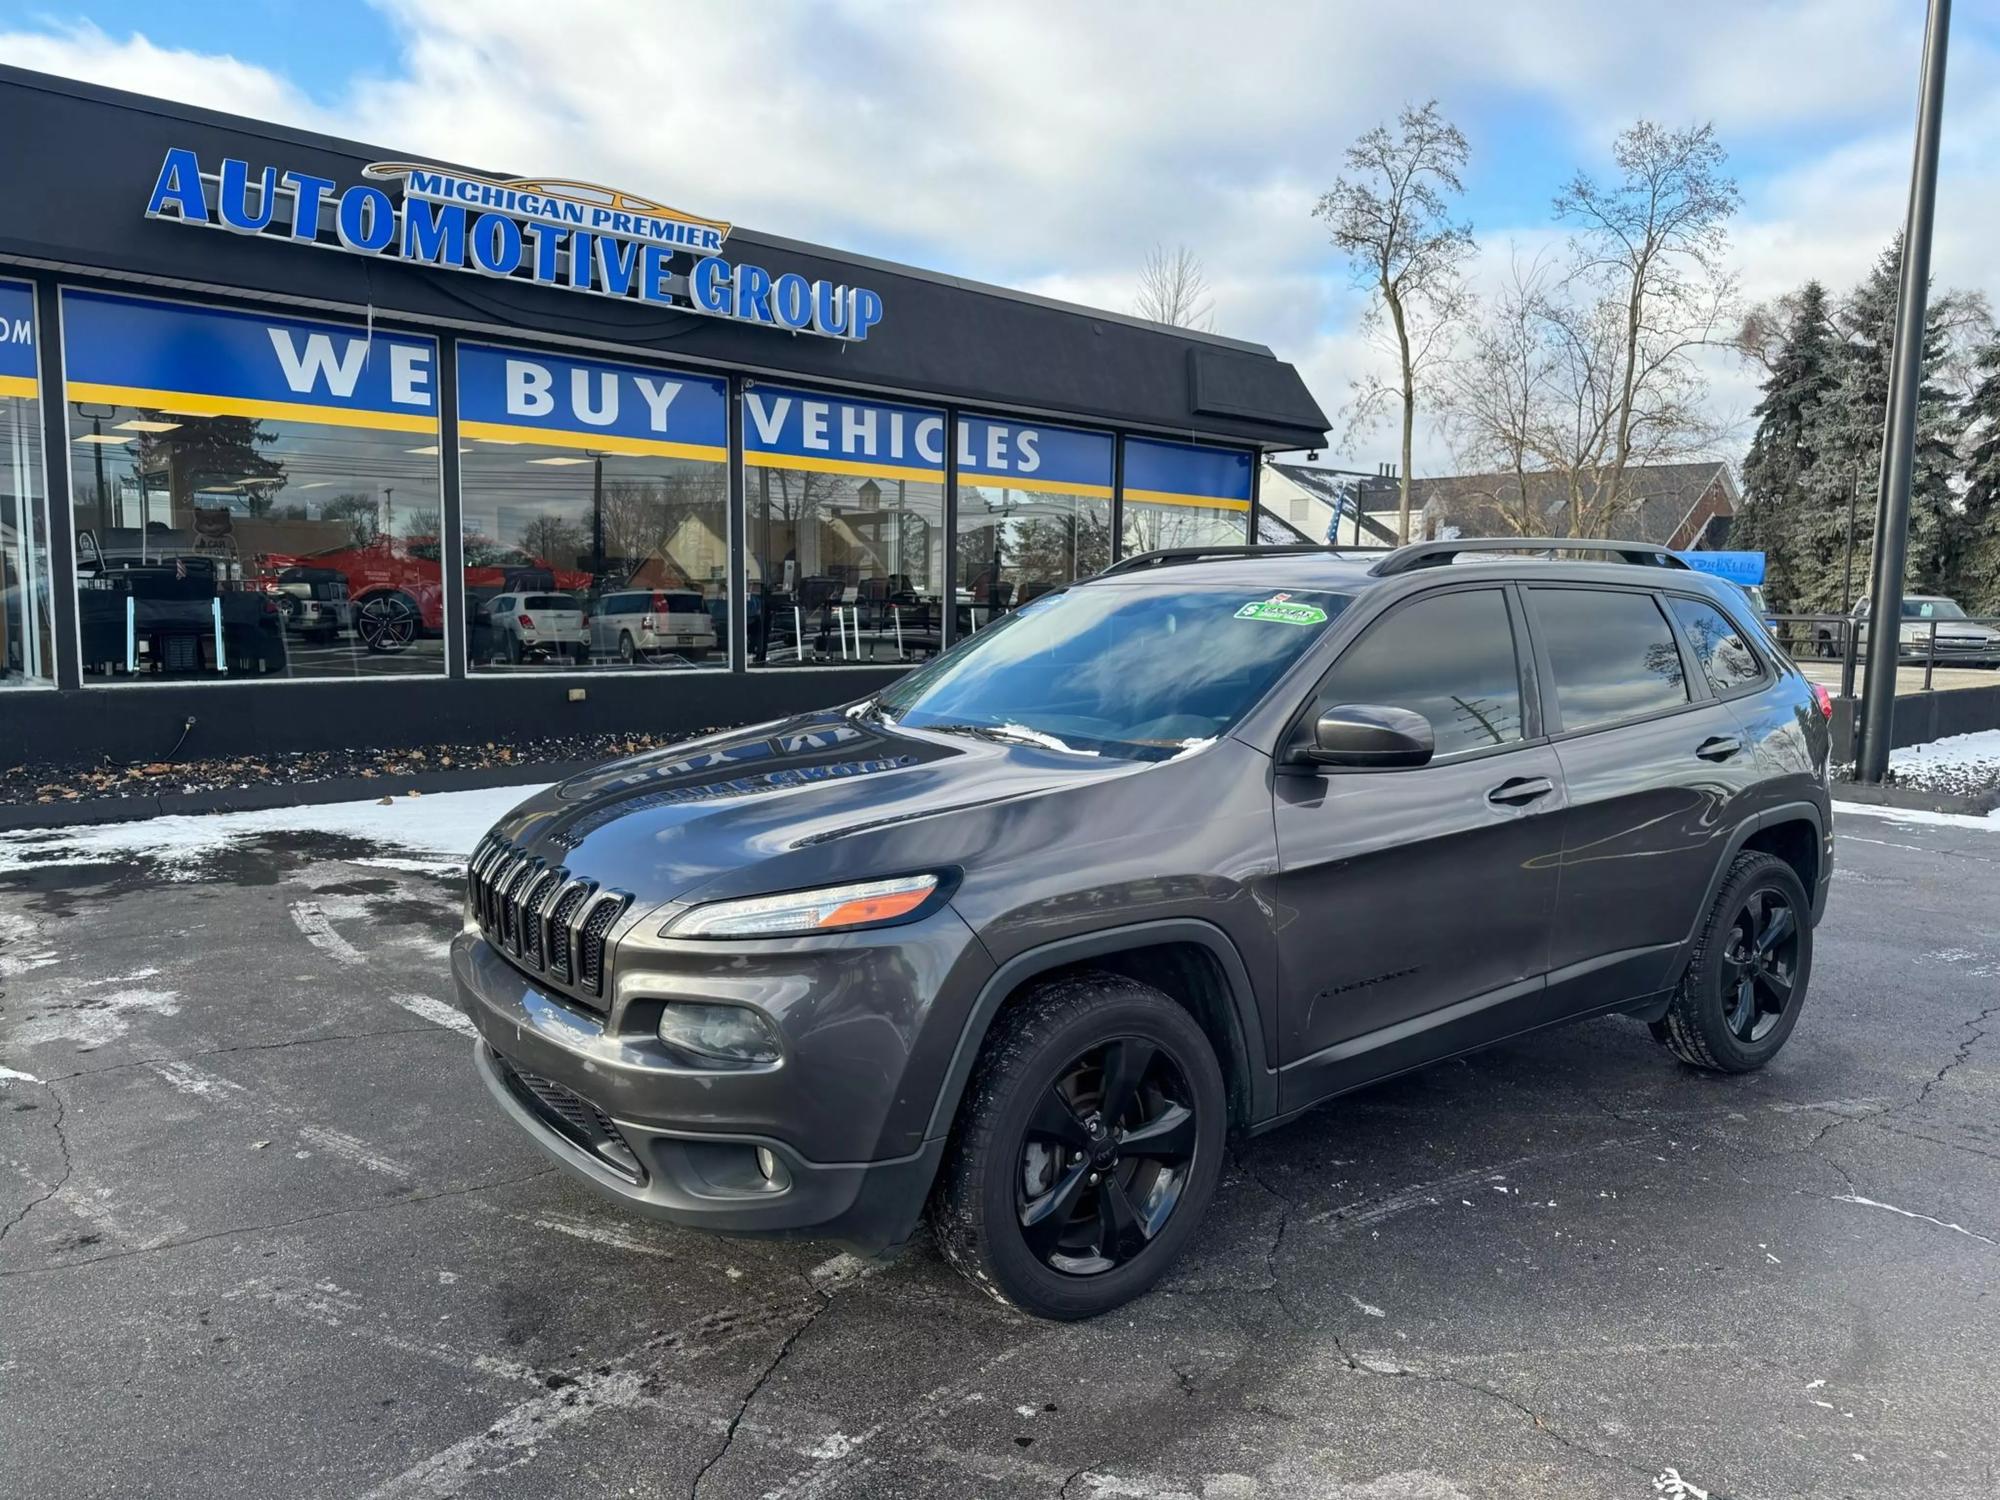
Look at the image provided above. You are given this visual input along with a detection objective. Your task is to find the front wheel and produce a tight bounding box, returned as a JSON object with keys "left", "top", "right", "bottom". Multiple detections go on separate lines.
{"left": 930, "top": 972, "right": 1226, "bottom": 1320}
{"left": 1652, "top": 852, "right": 1813, "bottom": 1073}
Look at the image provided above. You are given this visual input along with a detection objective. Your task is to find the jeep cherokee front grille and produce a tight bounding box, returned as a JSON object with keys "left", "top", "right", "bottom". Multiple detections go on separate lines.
{"left": 468, "top": 837, "right": 632, "bottom": 1008}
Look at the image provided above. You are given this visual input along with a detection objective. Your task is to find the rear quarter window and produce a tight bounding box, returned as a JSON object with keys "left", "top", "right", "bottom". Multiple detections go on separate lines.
{"left": 1531, "top": 587, "right": 1690, "bottom": 733}
{"left": 1668, "top": 595, "right": 1765, "bottom": 695}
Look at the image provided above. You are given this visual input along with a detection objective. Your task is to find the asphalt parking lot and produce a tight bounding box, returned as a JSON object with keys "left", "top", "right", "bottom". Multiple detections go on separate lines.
{"left": 2, "top": 796, "right": 1996, "bottom": 1500}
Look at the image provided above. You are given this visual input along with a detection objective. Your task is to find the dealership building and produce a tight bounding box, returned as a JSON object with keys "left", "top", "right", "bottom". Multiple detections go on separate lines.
{"left": 0, "top": 66, "right": 1327, "bottom": 767}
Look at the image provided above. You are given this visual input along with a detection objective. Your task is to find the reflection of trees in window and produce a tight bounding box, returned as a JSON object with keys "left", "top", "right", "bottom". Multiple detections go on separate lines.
{"left": 518, "top": 513, "right": 588, "bottom": 570}
{"left": 1125, "top": 502, "right": 1245, "bottom": 554}
{"left": 1644, "top": 639, "right": 1686, "bottom": 690}
{"left": 600, "top": 474, "right": 724, "bottom": 581}
{"left": 135, "top": 416, "right": 286, "bottom": 518}
{"left": 320, "top": 492, "right": 381, "bottom": 548}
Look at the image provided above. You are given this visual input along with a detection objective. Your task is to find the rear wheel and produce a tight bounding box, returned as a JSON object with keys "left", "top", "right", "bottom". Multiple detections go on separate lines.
{"left": 930, "top": 972, "right": 1225, "bottom": 1320}
{"left": 1652, "top": 852, "right": 1812, "bottom": 1073}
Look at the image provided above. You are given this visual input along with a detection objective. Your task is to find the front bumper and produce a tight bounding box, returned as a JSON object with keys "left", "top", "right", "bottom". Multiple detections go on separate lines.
{"left": 449, "top": 913, "right": 991, "bottom": 1251}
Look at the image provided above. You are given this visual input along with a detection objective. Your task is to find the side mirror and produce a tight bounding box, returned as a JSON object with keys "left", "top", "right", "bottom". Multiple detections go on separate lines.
{"left": 1304, "top": 704, "right": 1435, "bottom": 769}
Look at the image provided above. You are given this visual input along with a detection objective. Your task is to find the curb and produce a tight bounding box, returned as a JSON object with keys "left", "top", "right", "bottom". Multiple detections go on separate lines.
{"left": 0, "top": 760, "right": 599, "bottom": 834}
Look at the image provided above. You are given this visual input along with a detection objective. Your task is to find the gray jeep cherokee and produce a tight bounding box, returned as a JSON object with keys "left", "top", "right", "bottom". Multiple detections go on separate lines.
{"left": 451, "top": 539, "right": 1834, "bottom": 1319}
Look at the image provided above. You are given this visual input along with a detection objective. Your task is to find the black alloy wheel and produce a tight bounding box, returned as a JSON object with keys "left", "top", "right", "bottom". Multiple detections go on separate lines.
{"left": 930, "top": 971, "right": 1226, "bottom": 1319}
{"left": 1016, "top": 1037, "right": 1199, "bottom": 1276}
{"left": 1653, "top": 850, "right": 1813, "bottom": 1073}
{"left": 1719, "top": 887, "right": 1799, "bottom": 1043}
{"left": 357, "top": 593, "right": 418, "bottom": 654}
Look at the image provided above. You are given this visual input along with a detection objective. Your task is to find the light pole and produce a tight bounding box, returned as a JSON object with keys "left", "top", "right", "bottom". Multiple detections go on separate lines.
{"left": 1856, "top": 0, "right": 1951, "bottom": 782}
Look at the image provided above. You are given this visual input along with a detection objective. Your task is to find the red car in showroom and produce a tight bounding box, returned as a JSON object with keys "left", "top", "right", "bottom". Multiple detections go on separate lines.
{"left": 262, "top": 536, "right": 592, "bottom": 653}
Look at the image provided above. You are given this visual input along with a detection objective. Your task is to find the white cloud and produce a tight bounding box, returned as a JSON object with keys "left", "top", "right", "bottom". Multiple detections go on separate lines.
{"left": 7, "top": 0, "right": 1999, "bottom": 474}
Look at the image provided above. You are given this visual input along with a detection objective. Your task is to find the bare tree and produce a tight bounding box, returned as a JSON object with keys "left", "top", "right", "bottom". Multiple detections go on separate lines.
{"left": 1316, "top": 99, "right": 1476, "bottom": 542}
{"left": 1547, "top": 120, "right": 1739, "bottom": 532}
{"left": 1442, "top": 254, "right": 1560, "bottom": 536}
{"left": 1134, "top": 244, "right": 1215, "bottom": 331}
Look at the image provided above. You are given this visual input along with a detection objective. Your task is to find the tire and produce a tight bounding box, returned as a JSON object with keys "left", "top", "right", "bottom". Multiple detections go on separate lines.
{"left": 618, "top": 631, "right": 637, "bottom": 664}
{"left": 1651, "top": 852, "right": 1813, "bottom": 1073}
{"left": 930, "top": 971, "right": 1226, "bottom": 1320}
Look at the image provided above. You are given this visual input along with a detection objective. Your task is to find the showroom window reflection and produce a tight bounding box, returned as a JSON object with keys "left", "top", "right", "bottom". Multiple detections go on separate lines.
{"left": 3, "top": 387, "right": 53, "bottom": 686}
{"left": 1121, "top": 498, "right": 1249, "bottom": 556}
{"left": 955, "top": 481, "right": 1111, "bottom": 630}
{"left": 747, "top": 464, "right": 945, "bottom": 666}
{"left": 459, "top": 443, "right": 729, "bottom": 670}
{"left": 67, "top": 403, "right": 444, "bottom": 680}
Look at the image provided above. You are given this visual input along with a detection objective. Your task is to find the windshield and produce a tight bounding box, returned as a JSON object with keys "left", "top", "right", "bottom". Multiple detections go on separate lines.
{"left": 874, "top": 583, "right": 1351, "bottom": 760}
{"left": 1903, "top": 598, "right": 1968, "bottom": 620}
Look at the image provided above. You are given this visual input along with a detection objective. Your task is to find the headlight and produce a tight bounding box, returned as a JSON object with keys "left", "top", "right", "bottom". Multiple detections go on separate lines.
{"left": 661, "top": 873, "right": 942, "bottom": 939}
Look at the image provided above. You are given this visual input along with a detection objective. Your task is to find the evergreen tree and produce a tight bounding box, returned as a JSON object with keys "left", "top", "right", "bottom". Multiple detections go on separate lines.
{"left": 1785, "top": 242, "right": 1968, "bottom": 612}
{"left": 1736, "top": 281, "right": 1838, "bottom": 609}
{"left": 1957, "top": 340, "right": 2000, "bottom": 612}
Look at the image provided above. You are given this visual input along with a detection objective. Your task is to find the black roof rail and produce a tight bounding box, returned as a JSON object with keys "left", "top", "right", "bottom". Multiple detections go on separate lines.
{"left": 1101, "top": 543, "right": 1396, "bottom": 576}
{"left": 1368, "top": 537, "right": 1692, "bottom": 577}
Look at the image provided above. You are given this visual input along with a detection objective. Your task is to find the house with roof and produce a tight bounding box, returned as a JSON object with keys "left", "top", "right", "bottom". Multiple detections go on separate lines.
{"left": 1262, "top": 459, "right": 1738, "bottom": 552}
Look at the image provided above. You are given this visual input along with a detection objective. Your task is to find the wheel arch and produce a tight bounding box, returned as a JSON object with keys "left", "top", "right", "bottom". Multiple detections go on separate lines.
{"left": 1655, "top": 801, "right": 1827, "bottom": 1012}
{"left": 923, "top": 920, "right": 1275, "bottom": 1144}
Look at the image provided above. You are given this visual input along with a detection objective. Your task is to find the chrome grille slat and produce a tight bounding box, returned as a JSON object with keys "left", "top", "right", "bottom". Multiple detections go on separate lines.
{"left": 469, "top": 838, "right": 627, "bottom": 1010}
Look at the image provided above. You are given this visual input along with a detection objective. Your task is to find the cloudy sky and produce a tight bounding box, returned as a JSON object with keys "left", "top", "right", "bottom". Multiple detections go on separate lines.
{"left": 6, "top": 0, "right": 1999, "bottom": 470}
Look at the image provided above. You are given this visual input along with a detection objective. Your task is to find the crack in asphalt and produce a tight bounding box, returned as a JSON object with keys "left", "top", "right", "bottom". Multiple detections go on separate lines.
{"left": 0, "top": 1077, "right": 71, "bottom": 1246}
{"left": 0, "top": 1164, "right": 555, "bottom": 1279}
{"left": 688, "top": 1287, "right": 832, "bottom": 1500}
{"left": 1323, "top": 1325, "right": 1669, "bottom": 1489}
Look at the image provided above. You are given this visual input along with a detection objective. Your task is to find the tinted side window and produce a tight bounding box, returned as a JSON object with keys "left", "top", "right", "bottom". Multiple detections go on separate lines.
{"left": 1669, "top": 596, "right": 1763, "bottom": 695}
{"left": 1533, "top": 588, "right": 1689, "bottom": 733}
{"left": 1314, "top": 588, "right": 1524, "bottom": 757}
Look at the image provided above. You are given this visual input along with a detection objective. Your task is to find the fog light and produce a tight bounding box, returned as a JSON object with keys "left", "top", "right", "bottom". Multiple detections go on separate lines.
{"left": 656, "top": 1002, "right": 781, "bottom": 1069}
{"left": 755, "top": 1146, "right": 790, "bottom": 1191}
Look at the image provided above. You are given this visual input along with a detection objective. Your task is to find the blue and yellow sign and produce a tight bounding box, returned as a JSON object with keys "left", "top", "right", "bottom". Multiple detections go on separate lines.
{"left": 1123, "top": 436, "right": 1253, "bottom": 512}
{"left": 744, "top": 385, "right": 944, "bottom": 482}
{"left": 0, "top": 280, "right": 35, "bottom": 398}
{"left": 144, "top": 148, "right": 886, "bottom": 342}
{"left": 62, "top": 289, "right": 439, "bottom": 433}
{"left": 457, "top": 343, "right": 727, "bottom": 460}
{"left": 958, "top": 418, "right": 1112, "bottom": 499}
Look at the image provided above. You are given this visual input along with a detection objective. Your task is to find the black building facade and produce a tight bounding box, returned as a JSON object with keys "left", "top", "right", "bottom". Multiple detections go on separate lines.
{"left": 0, "top": 66, "right": 1327, "bottom": 768}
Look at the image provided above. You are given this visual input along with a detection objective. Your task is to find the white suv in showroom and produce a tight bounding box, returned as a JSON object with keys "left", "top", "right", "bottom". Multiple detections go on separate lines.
{"left": 590, "top": 589, "right": 718, "bottom": 663}
{"left": 480, "top": 592, "right": 590, "bottom": 665}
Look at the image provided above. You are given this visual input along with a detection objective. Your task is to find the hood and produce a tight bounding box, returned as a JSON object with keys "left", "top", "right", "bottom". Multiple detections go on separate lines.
{"left": 483, "top": 709, "right": 1149, "bottom": 911}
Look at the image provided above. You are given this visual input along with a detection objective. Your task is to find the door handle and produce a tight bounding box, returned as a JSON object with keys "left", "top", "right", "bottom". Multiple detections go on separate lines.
{"left": 1695, "top": 735, "right": 1743, "bottom": 762}
{"left": 1487, "top": 775, "right": 1554, "bottom": 807}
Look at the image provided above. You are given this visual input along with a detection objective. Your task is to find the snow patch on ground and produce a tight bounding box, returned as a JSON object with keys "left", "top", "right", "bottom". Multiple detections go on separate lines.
{"left": 1833, "top": 800, "right": 2000, "bottom": 832}
{"left": 0, "top": 784, "right": 552, "bottom": 876}
{"left": 1887, "top": 728, "right": 2000, "bottom": 797}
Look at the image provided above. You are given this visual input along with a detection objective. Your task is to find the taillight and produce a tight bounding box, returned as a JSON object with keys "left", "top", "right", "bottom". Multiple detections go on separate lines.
{"left": 518, "top": 614, "right": 535, "bottom": 628}
{"left": 1810, "top": 682, "right": 1832, "bottom": 719}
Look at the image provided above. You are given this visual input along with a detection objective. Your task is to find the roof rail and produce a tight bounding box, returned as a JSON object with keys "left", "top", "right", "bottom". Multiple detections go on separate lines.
{"left": 1101, "top": 543, "right": 1395, "bottom": 576}
{"left": 1368, "top": 537, "right": 1692, "bottom": 577}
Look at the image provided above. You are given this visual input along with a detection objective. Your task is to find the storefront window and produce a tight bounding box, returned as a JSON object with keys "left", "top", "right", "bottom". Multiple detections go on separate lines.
{"left": 457, "top": 344, "right": 728, "bottom": 672}
{"left": 62, "top": 290, "right": 443, "bottom": 682}
{"left": 1120, "top": 437, "right": 1253, "bottom": 556}
{"left": 2, "top": 280, "right": 53, "bottom": 686}
{"left": 955, "top": 417, "right": 1111, "bottom": 631}
{"left": 744, "top": 384, "right": 945, "bottom": 666}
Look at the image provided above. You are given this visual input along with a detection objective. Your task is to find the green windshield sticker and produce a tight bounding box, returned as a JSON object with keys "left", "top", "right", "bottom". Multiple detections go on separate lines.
{"left": 1235, "top": 594, "right": 1327, "bottom": 626}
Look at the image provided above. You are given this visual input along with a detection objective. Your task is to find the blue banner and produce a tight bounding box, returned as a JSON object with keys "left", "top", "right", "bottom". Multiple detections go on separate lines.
{"left": 1123, "top": 437, "right": 1253, "bottom": 510}
{"left": 457, "top": 342, "right": 727, "bottom": 460}
{"left": 743, "top": 384, "right": 944, "bottom": 481}
{"left": 62, "top": 289, "right": 439, "bottom": 433}
{"left": 959, "top": 417, "right": 1111, "bottom": 497}
{"left": 1678, "top": 550, "right": 1766, "bottom": 586}
{"left": 0, "top": 280, "right": 35, "bottom": 392}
